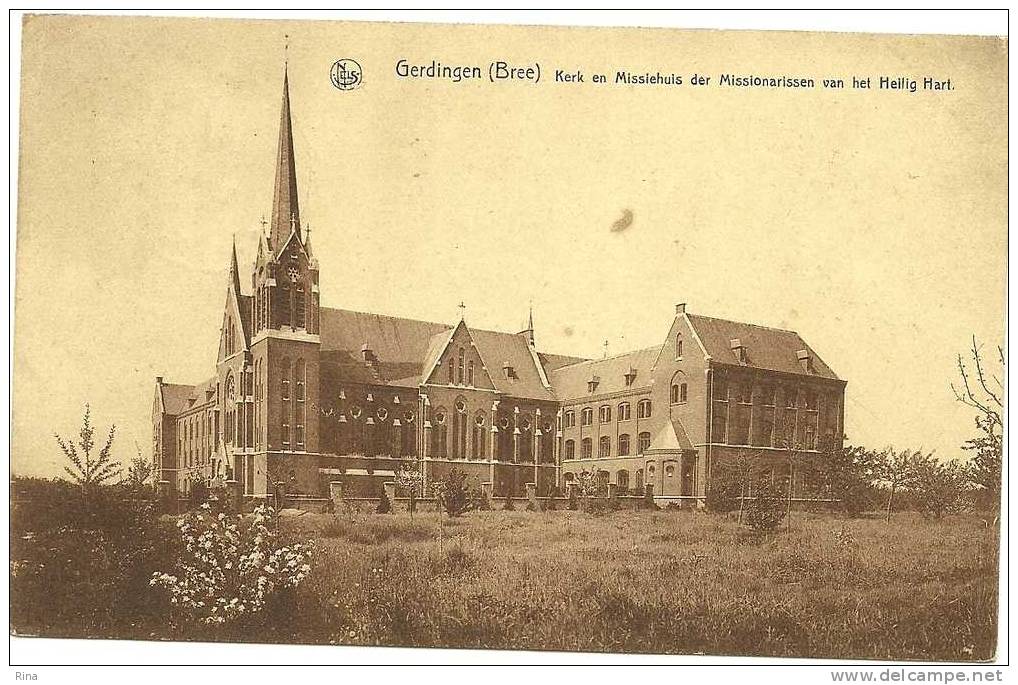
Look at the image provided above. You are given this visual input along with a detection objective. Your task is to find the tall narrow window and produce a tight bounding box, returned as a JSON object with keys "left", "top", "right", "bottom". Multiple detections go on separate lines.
{"left": 638, "top": 432, "right": 652, "bottom": 454}
{"left": 637, "top": 399, "right": 652, "bottom": 419}
{"left": 619, "top": 434, "right": 631, "bottom": 456}
{"left": 473, "top": 413, "right": 486, "bottom": 458}
{"left": 680, "top": 383, "right": 688, "bottom": 403}
{"left": 564, "top": 439, "right": 575, "bottom": 460}
{"left": 468, "top": 360, "right": 475, "bottom": 386}
{"left": 599, "top": 436, "right": 611, "bottom": 458}
{"left": 675, "top": 334, "right": 683, "bottom": 359}
{"left": 296, "top": 285, "right": 306, "bottom": 329}
{"left": 281, "top": 360, "right": 290, "bottom": 400}
{"left": 295, "top": 359, "right": 306, "bottom": 448}
{"left": 458, "top": 348, "right": 465, "bottom": 385}
{"left": 447, "top": 360, "right": 454, "bottom": 384}
{"left": 581, "top": 438, "right": 592, "bottom": 459}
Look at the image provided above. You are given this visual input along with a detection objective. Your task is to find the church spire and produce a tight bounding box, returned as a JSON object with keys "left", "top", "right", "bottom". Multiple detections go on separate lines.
{"left": 229, "top": 235, "right": 242, "bottom": 296}
{"left": 269, "top": 66, "right": 300, "bottom": 253}
{"left": 520, "top": 302, "right": 535, "bottom": 347}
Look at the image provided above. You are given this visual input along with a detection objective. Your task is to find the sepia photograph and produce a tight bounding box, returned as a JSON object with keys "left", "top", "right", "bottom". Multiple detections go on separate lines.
{"left": 7, "top": 10, "right": 1009, "bottom": 674}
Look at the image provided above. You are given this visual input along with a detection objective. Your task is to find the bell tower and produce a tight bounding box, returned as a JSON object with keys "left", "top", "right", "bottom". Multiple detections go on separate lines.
{"left": 248, "top": 67, "right": 321, "bottom": 497}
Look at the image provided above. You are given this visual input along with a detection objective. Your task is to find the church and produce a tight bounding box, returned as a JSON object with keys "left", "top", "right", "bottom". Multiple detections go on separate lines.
{"left": 152, "top": 69, "right": 847, "bottom": 505}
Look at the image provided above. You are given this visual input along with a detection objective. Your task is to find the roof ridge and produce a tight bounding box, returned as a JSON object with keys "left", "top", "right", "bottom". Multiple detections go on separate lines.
{"left": 555, "top": 344, "right": 663, "bottom": 369}
{"left": 687, "top": 313, "right": 803, "bottom": 337}
{"left": 321, "top": 306, "right": 450, "bottom": 329}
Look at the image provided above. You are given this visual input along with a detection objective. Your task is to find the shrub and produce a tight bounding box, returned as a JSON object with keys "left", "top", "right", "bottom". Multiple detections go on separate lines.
{"left": 433, "top": 468, "right": 474, "bottom": 517}
{"left": 504, "top": 491, "right": 515, "bottom": 511}
{"left": 150, "top": 502, "right": 313, "bottom": 627}
{"left": 568, "top": 487, "right": 578, "bottom": 511}
{"left": 744, "top": 481, "right": 787, "bottom": 531}
{"left": 10, "top": 480, "right": 171, "bottom": 638}
{"left": 705, "top": 479, "right": 740, "bottom": 514}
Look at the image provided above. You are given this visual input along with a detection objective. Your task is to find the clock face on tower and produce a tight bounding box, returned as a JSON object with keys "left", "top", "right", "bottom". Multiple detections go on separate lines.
{"left": 287, "top": 267, "right": 299, "bottom": 283}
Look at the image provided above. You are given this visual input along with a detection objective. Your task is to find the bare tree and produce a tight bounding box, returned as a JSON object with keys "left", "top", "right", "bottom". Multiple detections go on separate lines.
{"left": 952, "top": 336, "right": 1003, "bottom": 508}
{"left": 55, "top": 404, "right": 121, "bottom": 496}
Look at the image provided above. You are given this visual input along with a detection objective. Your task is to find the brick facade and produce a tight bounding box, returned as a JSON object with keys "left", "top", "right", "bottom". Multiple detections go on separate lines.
{"left": 152, "top": 71, "right": 846, "bottom": 505}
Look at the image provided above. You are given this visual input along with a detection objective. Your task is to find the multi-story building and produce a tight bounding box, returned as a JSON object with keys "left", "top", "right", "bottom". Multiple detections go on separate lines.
{"left": 153, "top": 69, "right": 846, "bottom": 505}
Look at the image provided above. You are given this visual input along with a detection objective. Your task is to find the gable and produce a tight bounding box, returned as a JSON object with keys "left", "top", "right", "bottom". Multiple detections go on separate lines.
{"left": 217, "top": 287, "right": 248, "bottom": 362}
{"left": 422, "top": 321, "right": 496, "bottom": 390}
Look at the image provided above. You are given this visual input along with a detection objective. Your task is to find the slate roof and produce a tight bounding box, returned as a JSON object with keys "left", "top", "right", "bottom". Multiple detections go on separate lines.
{"left": 238, "top": 294, "right": 253, "bottom": 345}
{"left": 159, "top": 383, "right": 198, "bottom": 416}
{"left": 470, "top": 328, "right": 556, "bottom": 401}
{"left": 650, "top": 418, "right": 695, "bottom": 452}
{"left": 686, "top": 314, "right": 839, "bottom": 380}
{"left": 549, "top": 345, "right": 662, "bottom": 401}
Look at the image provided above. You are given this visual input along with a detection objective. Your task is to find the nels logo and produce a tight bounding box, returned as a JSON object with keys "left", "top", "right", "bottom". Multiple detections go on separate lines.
{"left": 330, "top": 59, "right": 363, "bottom": 91}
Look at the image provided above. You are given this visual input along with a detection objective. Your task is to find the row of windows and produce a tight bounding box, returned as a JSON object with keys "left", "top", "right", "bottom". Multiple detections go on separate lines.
{"left": 564, "top": 399, "right": 653, "bottom": 428}
{"left": 446, "top": 347, "right": 476, "bottom": 386}
{"left": 563, "top": 432, "right": 652, "bottom": 460}
{"left": 714, "top": 379, "right": 826, "bottom": 410}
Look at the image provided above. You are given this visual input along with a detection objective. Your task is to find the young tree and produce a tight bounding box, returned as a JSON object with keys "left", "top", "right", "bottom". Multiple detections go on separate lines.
{"left": 876, "top": 447, "right": 916, "bottom": 523}
{"left": 395, "top": 458, "right": 423, "bottom": 520}
{"left": 952, "top": 336, "right": 1003, "bottom": 510}
{"left": 55, "top": 404, "right": 121, "bottom": 496}
{"left": 123, "top": 444, "right": 154, "bottom": 491}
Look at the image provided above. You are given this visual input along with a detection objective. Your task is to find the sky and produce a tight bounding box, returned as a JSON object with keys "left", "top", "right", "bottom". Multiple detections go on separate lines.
{"left": 12, "top": 16, "right": 1007, "bottom": 477}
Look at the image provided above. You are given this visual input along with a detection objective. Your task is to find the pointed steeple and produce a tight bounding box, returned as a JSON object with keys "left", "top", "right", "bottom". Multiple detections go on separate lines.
{"left": 519, "top": 302, "right": 535, "bottom": 346}
{"left": 229, "top": 236, "right": 242, "bottom": 296}
{"left": 270, "top": 67, "right": 301, "bottom": 253}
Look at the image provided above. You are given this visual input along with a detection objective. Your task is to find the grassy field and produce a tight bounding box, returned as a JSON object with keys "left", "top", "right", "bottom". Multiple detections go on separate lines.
{"left": 273, "top": 508, "right": 999, "bottom": 660}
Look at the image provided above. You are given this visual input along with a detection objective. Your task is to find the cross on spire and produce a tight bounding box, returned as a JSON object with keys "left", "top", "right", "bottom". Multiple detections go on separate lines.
{"left": 458, "top": 301, "right": 466, "bottom": 321}
{"left": 603, "top": 339, "right": 610, "bottom": 359}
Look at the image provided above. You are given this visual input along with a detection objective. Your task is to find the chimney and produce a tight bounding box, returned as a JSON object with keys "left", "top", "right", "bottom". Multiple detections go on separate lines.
{"left": 796, "top": 349, "right": 814, "bottom": 373}
{"left": 675, "top": 302, "right": 686, "bottom": 315}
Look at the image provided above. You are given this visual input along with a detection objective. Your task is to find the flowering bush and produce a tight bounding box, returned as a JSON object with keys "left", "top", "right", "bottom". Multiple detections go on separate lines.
{"left": 150, "top": 503, "right": 313, "bottom": 626}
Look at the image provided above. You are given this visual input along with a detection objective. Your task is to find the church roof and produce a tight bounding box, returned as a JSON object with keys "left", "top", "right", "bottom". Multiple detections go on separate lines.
{"left": 317, "top": 307, "right": 564, "bottom": 400}
{"left": 549, "top": 345, "right": 662, "bottom": 401}
{"left": 470, "top": 327, "right": 556, "bottom": 401}
{"left": 685, "top": 314, "right": 840, "bottom": 380}
{"left": 318, "top": 307, "right": 452, "bottom": 388}
{"left": 238, "top": 294, "right": 253, "bottom": 345}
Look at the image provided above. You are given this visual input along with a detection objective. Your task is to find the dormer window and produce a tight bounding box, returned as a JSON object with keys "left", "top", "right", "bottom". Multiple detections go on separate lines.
{"left": 503, "top": 362, "right": 517, "bottom": 380}
{"left": 730, "top": 338, "right": 748, "bottom": 364}
{"left": 796, "top": 349, "right": 815, "bottom": 374}
{"left": 587, "top": 375, "right": 600, "bottom": 393}
{"left": 624, "top": 368, "right": 637, "bottom": 386}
